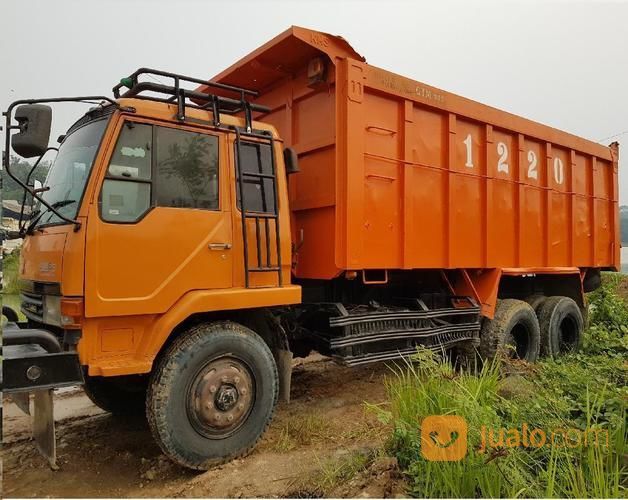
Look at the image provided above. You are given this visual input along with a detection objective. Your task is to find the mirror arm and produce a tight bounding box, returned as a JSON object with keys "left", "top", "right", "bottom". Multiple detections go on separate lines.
{"left": 26, "top": 147, "right": 58, "bottom": 186}
{"left": 4, "top": 96, "right": 114, "bottom": 233}
{"left": 3, "top": 110, "right": 78, "bottom": 233}
{"left": 17, "top": 147, "right": 58, "bottom": 233}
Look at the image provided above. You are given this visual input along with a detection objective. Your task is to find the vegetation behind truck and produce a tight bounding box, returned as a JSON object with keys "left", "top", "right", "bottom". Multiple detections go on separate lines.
{"left": 2, "top": 27, "right": 619, "bottom": 470}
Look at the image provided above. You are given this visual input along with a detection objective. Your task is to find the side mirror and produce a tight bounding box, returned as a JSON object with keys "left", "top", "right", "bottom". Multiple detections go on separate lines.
{"left": 283, "top": 147, "right": 300, "bottom": 175}
{"left": 11, "top": 104, "right": 52, "bottom": 158}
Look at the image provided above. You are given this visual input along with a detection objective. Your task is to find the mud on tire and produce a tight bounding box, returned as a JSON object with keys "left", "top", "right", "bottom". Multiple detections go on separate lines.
{"left": 537, "top": 296, "right": 584, "bottom": 357}
{"left": 146, "top": 321, "right": 278, "bottom": 471}
{"left": 479, "top": 299, "right": 541, "bottom": 362}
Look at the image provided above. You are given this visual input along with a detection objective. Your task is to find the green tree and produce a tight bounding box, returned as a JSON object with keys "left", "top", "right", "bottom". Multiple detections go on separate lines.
{"left": 159, "top": 135, "right": 216, "bottom": 206}
{"left": 2, "top": 155, "right": 51, "bottom": 202}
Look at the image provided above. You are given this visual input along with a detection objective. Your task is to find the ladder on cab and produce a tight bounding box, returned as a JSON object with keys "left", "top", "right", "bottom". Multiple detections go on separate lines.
{"left": 233, "top": 126, "right": 282, "bottom": 288}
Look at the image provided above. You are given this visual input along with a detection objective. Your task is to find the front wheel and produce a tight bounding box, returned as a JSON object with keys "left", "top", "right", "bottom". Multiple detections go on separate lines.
{"left": 146, "top": 321, "right": 278, "bottom": 470}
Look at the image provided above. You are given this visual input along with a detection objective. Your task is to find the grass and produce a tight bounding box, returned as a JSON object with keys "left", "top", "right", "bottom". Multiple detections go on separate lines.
{"left": 2, "top": 249, "right": 21, "bottom": 295}
{"left": 271, "top": 414, "right": 336, "bottom": 452}
{"left": 287, "top": 448, "right": 378, "bottom": 497}
{"left": 375, "top": 274, "right": 627, "bottom": 498}
{"left": 316, "top": 448, "right": 376, "bottom": 492}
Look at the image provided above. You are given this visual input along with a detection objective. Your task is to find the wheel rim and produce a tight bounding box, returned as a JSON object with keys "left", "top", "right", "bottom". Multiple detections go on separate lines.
{"left": 505, "top": 323, "right": 531, "bottom": 359}
{"left": 187, "top": 356, "right": 255, "bottom": 439}
{"left": 558, "top": 316, "right": 578, "bottom": 352}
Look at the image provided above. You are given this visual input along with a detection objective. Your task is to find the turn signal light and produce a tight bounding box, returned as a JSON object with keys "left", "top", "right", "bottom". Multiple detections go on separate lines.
{"left": 60, "top": 298, "right": 84, "bottom": 329}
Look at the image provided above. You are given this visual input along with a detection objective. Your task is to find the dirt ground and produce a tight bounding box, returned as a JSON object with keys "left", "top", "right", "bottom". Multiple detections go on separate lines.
{"left": 2, "top": 356, "right": 406, "bottom": 498}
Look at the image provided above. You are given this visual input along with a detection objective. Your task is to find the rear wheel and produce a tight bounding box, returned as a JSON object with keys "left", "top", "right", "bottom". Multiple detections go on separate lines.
{"left": 479, "top": 299, "right": 541, "bottom": 362}
{"left": 147, "top": 321, "right": 278, "bottom": 470}
{"left": 538, "top": 296, "right": 584, "bottom": 357}
{"left": 525, "top": 295, "right": 547, "bottom": 315}
{"left": 83, "top": 375, "right": 147, "bottom": 415}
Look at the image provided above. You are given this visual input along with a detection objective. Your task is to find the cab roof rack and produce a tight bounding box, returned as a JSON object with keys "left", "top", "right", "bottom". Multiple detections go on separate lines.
{"left": 112, "top": 67, "right": 270, "bottom": 131}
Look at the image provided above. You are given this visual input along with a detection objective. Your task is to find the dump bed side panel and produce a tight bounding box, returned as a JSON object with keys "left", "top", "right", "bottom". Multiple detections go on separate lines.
{"left": 335, "top": 59, "right": 619, "bottom": 273}
{"left": 252, "top": 66, "right": 340, "bottom": 279}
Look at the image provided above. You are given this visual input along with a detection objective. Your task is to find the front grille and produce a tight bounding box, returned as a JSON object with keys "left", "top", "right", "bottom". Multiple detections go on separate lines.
{"left": 20, "top": 291, "right": 44, "bottom": 322}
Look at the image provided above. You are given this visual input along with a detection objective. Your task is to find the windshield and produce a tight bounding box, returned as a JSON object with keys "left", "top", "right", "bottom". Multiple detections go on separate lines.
{"left": 35, "top": 118, "right": 109, "bottom": 227}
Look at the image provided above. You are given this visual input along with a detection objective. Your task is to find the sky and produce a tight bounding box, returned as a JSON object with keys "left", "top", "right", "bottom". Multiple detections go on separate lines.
{"left": 2, "top": 0, "right": 627, "bottom": 204}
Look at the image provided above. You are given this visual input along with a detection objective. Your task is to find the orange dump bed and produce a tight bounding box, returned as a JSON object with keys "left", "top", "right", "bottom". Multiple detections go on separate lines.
{"left": 210, "top": 27, "right": 620, "bottom": 280}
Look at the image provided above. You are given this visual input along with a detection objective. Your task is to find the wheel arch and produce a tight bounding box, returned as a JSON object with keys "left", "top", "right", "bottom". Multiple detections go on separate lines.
{"left": 444, "top": 268, "right": 589, "bottom": 321}
{"left": 498, "top": 271, "right": 586, "bottom": 309}
{"left": 150, "top": 307, "right": 293, "bottom": 402}
{"left": 152, "top": 307, "right": 290, "bottom": 369}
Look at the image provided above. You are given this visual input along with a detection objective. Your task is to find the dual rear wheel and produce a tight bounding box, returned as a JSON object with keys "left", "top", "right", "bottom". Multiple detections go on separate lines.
{"left": 476, "top": 295, "right": 584, "bottom": 363}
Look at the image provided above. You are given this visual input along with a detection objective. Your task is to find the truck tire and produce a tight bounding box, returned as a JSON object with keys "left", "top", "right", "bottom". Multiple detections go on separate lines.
{"left": 479, "top": 299, "right": 541, "bottom": 362}
{"left": 537, "top": 296, "right": 583, "bottom": 357}
{"left": 525, "top": 295, "right": 547, "bottom": 315}
{"left": 146, "top": 321, "right": 278, "bottom": 470}
{"left": 83, "top": 375, "right": 147, "bottom": 416}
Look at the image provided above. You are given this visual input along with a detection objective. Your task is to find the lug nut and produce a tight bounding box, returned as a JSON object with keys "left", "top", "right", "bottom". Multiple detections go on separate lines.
{"left": 209, "top": 385, "right": 217, "bottom": 393}
{"left": 227, "top": 415, "right": 234, "bottom": 422}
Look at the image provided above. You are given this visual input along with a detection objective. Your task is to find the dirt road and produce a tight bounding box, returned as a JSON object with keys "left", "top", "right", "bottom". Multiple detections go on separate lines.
{"left": 2, "top": 357, "right": 404, "bottom": 498}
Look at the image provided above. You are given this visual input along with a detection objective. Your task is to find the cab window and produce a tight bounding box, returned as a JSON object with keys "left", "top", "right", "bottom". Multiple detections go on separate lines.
{"left": 236, "top": 141, "right": 275, "bottom": 214}
{"left": 101, "top": 122, "right": 219, "bottom": 222}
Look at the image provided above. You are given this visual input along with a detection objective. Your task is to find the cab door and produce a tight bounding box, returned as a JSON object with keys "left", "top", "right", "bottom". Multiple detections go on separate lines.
{"left": 85, "top": 118, "right": 233, "bottom": 317}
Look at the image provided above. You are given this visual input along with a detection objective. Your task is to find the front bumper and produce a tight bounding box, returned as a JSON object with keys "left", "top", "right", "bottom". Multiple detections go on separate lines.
{"left": 2, "top": 306, "right": 84, "bottom": 468}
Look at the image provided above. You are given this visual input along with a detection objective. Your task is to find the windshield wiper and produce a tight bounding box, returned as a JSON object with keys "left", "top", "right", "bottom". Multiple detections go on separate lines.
{"left": 24, "top": 200, "right": 76, "bottom": 235}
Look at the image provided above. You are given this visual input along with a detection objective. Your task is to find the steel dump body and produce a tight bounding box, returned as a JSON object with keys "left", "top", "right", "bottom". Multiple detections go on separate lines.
{"left": 213, "top": 27, "right": 619, "bottom": 281}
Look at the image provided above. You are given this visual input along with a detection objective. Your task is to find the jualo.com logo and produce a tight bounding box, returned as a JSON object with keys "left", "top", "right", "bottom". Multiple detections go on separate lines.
{"left": 421, "top": 415, "right": 469, "bottom": 461}
{"left": 421, "top": 415, "right": 609, "bottom": 462}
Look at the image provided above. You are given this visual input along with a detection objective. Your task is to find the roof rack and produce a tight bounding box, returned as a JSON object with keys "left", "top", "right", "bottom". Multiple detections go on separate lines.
{"left": 112, "top": 68, "right": 270, "bottom": 132}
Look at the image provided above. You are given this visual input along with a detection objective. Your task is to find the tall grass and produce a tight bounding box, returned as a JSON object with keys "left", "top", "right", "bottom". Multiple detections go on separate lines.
{"left": 377, "top": 276, "right": 627, "bottom": 498}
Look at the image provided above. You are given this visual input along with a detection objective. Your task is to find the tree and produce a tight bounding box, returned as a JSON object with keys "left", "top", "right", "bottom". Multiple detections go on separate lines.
{"left": 158, "top": 135, "right": 216, "bottom": 207}
{"left": 1, "top": 155, "right": 51, "bottom": 202}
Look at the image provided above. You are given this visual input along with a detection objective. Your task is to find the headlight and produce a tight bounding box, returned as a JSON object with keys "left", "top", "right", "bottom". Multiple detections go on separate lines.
{"left": 43, "top": 295, "right": 62, "bottom": 326}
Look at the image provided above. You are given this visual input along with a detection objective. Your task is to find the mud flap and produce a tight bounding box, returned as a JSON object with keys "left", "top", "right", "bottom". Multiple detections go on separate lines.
{"left": 33, "top": 389, "right": 58, "bottom": 470}
{"left": 275, "top": 349, "right": 293, "bottom": 403}
{"left": 12, "top": 392, "right": 31, "bottom": 415}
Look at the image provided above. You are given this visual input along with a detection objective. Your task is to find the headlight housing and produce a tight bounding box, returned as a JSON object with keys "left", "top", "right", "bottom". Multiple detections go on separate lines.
{"left": 43, "top": 295, "right": 62, "bottom": 326}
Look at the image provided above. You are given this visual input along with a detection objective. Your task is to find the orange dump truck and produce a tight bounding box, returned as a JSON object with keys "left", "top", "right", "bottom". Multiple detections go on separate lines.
{"left": 2, "top": 27, "right": 619, "bottom": 470}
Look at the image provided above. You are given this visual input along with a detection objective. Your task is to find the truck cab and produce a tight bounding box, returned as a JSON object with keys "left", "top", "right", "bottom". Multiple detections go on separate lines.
{"left": 4, "top": 70, "right": 300, "bottom": 469}
{"left": 20, "top": 97, "right": 299, "bottom": 376}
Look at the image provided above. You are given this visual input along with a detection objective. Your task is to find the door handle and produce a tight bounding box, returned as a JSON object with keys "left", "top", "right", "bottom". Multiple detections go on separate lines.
{"left": 208, "top": 242, "right": 232, "bottom": 250}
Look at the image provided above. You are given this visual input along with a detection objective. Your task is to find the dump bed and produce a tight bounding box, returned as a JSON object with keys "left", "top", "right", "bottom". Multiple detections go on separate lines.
{"left": 210, "top": 27, "right": 620, "bottom": 280}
